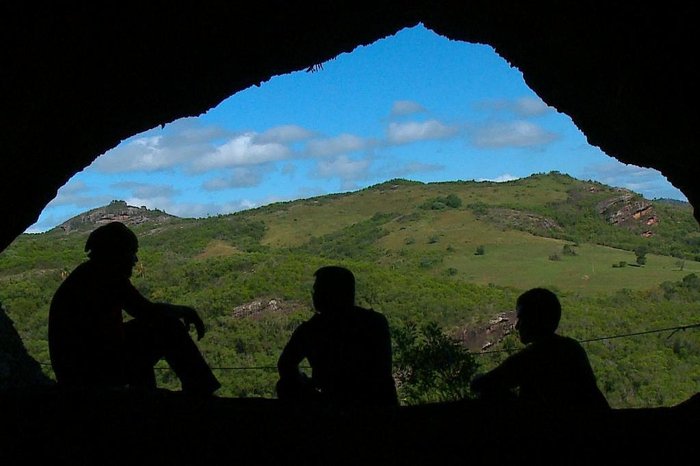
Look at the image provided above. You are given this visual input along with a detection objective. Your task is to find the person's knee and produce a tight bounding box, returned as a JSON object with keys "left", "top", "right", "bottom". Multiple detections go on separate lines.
{"left": 156, "top": 314, "right": 189, "bottom": 338}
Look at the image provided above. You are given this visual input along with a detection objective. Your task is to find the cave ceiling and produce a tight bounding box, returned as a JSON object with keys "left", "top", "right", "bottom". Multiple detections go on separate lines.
{"left": 2, "top": 1, "right": 698, "bottom": 251}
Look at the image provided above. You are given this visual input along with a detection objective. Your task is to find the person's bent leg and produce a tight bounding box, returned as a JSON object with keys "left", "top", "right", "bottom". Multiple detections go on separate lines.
{"left": 156, "top": 316, "right": 221, "bottom": 396}
{"left": 123, "top": 319, "right": 160, "bottom": 390}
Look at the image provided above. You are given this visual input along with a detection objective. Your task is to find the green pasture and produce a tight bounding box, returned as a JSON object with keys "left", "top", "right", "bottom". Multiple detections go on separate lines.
{"left": 441, "top": 240, "right": 699, "bottom": 296}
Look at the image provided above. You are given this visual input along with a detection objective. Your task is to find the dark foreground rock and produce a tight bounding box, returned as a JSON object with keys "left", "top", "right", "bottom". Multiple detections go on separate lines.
{"left": 1, "top": 386, "right": 697, "bottom": 465}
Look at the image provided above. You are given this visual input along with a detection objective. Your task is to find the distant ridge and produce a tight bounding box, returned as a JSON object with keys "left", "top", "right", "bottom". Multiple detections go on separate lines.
{"left": 654, "top": 197, "right": 690, "bottom": 207}
{"left": 54, "top": 200, "right": 178, "bottom": 233}
{"left": 34, "top": 172, "right": 699, "bottom": 262}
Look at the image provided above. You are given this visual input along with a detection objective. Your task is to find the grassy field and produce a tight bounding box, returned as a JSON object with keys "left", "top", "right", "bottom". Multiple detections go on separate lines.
{"left": 443, "top": 241, "right": 700, "bottom": 295}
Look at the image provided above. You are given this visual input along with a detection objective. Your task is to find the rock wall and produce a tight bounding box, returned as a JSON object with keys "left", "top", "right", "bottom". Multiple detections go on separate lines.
{"left": 0, "top": 304, "right": 53, "bottom": 390}
{"left": 2, "top": 1, "right": 700, "bottom": 250}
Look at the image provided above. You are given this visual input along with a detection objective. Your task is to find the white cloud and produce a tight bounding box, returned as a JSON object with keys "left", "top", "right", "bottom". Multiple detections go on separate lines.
{"left": 316, "top": 155, "right": 372, "bottom": 181}
{"left": 122, "top": 197, "right": 257, "bottom": 219}
{"left": 390, "top": 100, "right": 427, "bottom": 116}
{"left": 193, "top": 133, "right": 290, "bottom": 171}
{"left": 476, "top": 173, "right": 520, "bottom": 183}
{"left": 111, "top": 182, "right": 179, "bottom": 199}
{"left": 471, "top": 121, "right": 556, "bottom": 148}
{"left": 57, "top": 180, "right": 88, "bottom": 195}
{"left": 95, "top": 118, "right": 229, "bottom": 173}
{"left": 387, "top": 120, "right": 458, "bottom": 145}
{"left": 125, "top": 196, "right": 174, "bottom": 212}
{"left": 391, "top": 162, "right": 444, "bottom": 177}
{"left": 255, "top": 125, "right": 315, "bottom": 143}
{"left": 513, "top": 97, "right": 552, "bottom": 117}
{"left": 49, "top": 183, "right": 112, "bottom": 209}
{"left": 50, "top": 181, "right": 100, "bottom": 207}
{"left": 581, "top": 163, "right": 687, "bottom": 200}
{"left": 475, "top": 97, "right": 552, "bottom": 117}
{"left": 306, "top": 134, "right": 368, "bottom": 157}
{"left": 203, "top": 168, "right": 264, "bottom": 190}
{"left": 96, "top": 135, "right": 171, "bottom": 172}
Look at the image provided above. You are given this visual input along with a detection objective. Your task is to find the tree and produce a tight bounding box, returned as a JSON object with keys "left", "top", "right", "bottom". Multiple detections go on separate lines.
{"left": 634, "top": 246, "right": 648, "bottom": 266}
{"left": 562, "top": 244, "right": 577, "bottom": 256}
{"left": 392, "top": 321, "right": 479, "bottom": 404}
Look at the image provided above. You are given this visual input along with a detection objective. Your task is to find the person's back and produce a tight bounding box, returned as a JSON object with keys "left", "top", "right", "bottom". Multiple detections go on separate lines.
{"left": 496, "top": 333, "right": 609, "bottom": 410}
{"left": 298, "top": 305, "right": 395, "bottom": 405}
{"left": 49, "top": 259, "right": 133, "bottom": 386}
{"left": 277, "top": 266, "right": 398, "bottom": 407}
{"left": 471, "top": 288, "right": 609, "bottom": 411}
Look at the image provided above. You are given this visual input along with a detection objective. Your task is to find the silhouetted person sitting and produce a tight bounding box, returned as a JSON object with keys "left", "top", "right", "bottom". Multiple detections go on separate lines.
{"left": 49, "top": 221, "right": 220, "bottom": 396}
{"left": 470, "top": 288, "right": 609, "bottom": 410}
{"left": 276, "top": 266, "right": 398, "bottom": 407}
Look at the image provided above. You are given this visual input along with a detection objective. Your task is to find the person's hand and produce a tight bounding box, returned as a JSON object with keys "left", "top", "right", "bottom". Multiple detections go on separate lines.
{"left": 175, "top": 305, "right": 206, "bottom": 340}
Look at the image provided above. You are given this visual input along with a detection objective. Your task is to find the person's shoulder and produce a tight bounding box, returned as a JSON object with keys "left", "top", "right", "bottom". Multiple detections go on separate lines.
{"left": 355, "top": 305, "right": 384, "bottom": 317}
{"left": 67, "top": 260, "right": 91, "bottom": 275}
{"left": 556, "top": 334, "right": 585, "bottom": 349}
{"left": 354, "top": 306, "right": 389, "bottom": 325}
{"left": 296, "top": 314, "right": 320, "bottom": 332}
{"left": 56, "top": 261, "right": 91, "bottom": 287}
{"left": 546, "top": 335, "right": 591, "bottom": 362}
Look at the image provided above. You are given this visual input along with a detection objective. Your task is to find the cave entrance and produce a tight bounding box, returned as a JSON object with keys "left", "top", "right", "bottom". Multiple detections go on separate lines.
{"left": 2, "top": 25, "right": 697, "bottom": 407}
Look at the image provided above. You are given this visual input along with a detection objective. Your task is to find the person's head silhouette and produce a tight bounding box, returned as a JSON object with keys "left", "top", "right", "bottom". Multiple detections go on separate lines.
{"left": 312, "top": 266, "right": 355, "bottom": 314}
{"left": 84, "top": 222, "right": 139, "bottom": 278}
{"left": 515, "top": 287, "right": 561, "bottom": 344}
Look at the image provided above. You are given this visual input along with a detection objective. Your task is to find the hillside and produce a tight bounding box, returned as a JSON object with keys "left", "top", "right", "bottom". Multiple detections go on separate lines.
{"left": 16, "top": 171, "right": 698, "bottom": 295}
{"left": 1, "top": 172, "right": 699, "bottom": 407}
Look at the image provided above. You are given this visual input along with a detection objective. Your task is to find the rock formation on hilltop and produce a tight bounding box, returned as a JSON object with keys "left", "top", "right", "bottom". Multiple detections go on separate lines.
{"left": 56, "top": 200, "right": 178, "bottom": 233}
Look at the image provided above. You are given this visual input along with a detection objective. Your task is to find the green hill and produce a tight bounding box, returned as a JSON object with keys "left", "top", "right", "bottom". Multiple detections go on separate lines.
{"left": 1, "top": 172, "right": 699, "bottom": 407}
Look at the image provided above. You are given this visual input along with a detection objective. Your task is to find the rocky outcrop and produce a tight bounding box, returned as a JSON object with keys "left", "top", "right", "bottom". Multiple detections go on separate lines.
{"left": 232, "top": 298, "right": 306, "bottom": 319}
{"left": 458, "top": 311, "right": 516, "bottom": 352}
{"left": 480, "top": 208, "right": 562, "bottom": 236}
{"left": 597, "top": 193, "right": 659, "bottom": 236}
{"left": 56, "top": 200, "right": 177, "bottom": 233}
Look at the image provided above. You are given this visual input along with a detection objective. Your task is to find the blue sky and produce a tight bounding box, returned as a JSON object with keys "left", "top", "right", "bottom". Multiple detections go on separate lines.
{"left": 28, "top": 25, "right": 686, "bottom": 233}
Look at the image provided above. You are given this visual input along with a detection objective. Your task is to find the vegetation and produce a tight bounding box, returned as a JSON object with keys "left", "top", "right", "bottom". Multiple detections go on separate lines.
{"left": 1, "top": 172, "right": 699, "bottom": 407}
{"left": 393, "top": 321, "right": 478, "bottom": 404}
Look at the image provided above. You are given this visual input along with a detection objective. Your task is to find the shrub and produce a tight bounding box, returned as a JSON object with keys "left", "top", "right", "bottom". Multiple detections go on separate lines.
{"left": 562, "top": 244, "right": 577, "bottom": 256}
{"left": 392, "top": 321, "right": 479, "bottom": 404}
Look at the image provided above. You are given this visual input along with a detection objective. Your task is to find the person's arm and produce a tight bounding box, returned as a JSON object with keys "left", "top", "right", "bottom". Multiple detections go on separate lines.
{"left": 375, "top": 312, "right": 399, "bottom": 405}
{"left": 122, "top": 280, "right": 206, "bottom": 340}
{"left": 470, "top": 350, "right": 526, "bottom": 399}
{"left": 569, "top": 340, "right": 611, "bottom": 409}
{"left": 277, "top": 324, "right": 307, "bottom": 380}
{"left": 375, "top": 313, "right": 394, "bottom": 377}
{"left": 156, "top": 303, "right": 207, "bottom": 340}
